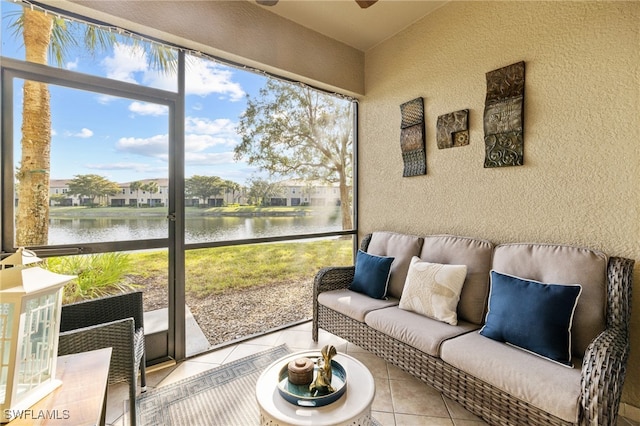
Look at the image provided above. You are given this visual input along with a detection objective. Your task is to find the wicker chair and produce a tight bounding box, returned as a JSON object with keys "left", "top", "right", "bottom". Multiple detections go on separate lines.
{"left": 58, "top": 291, "right": 146, "bottom": 426}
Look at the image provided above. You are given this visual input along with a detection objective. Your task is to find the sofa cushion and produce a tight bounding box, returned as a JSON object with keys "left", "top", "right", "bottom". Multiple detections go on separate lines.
{"left": 440, "top": 332, "right": 581, "bottom": 423}
{"left": 349, "top": 250, "right": 394, "bottom": 299}
{"left": 492, "top": 243, "right": 607, "bottom": 357}
{"left": 365, "top": 306, "right": 478, "bottom": 356}
{"left": 366, "top": 232, "right": 424, "bottom": 299}
{"left": 419, "top": 235, "right": 494, "bottom": 325}
{"left": 479, "top": 271, "right": 582, "bottom": 366}
{"left": 317, "top": 289, "right": 399, "bottom": 322}
{"left": 399, "top": 257, "right": 467, "bottom": 325}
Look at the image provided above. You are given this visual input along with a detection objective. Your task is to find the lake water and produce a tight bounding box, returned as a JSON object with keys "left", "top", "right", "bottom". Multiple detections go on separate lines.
{"left": 48, "top": 214, "right": 343, "bottom": 245}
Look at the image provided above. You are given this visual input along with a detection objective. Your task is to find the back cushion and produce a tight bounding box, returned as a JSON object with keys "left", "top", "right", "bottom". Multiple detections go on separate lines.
{"left": 367, "top": 232, "right": 423, "bottom": 299}
{"left": 492, "top": 243, "right": 607, "bottom": 357}
{"left": 420, "top": 235, "right": 494, "bottom": 325}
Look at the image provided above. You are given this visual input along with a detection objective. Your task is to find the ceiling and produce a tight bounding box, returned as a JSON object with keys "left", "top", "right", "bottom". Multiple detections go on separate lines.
{"left": 253, "top": 0, "right": 448, "bottom": 51}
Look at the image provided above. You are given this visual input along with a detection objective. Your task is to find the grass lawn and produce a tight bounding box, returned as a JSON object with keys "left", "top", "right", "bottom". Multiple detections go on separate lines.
{"left": 127, "top": 238, "right": 353, "bottom": 296}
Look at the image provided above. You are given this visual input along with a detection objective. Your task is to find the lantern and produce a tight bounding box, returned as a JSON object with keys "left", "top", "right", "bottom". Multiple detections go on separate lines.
{"left": 0, "top": 249, "right": 75, "bottom": 423}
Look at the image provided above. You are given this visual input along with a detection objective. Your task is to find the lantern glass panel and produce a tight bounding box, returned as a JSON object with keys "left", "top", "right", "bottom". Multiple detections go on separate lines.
{"left": 16, "top": 294, "right": 58, "bottom": 398}
{"left": 0, "top": 302, "right": 16, "bottom": 404}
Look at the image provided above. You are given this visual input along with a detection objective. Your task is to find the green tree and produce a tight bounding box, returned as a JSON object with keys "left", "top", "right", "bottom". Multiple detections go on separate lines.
{"left": 235, "top": 79, "right": 353, "bottom": 229}
{"left": 8, "top": 6, "right": 176, "bottom": 245}
{"left": 140, "top": 181, "right": 159, "bottom": 206}
{"left": 66, "top": 174, "right": 120, "bottom": 206}
{"left": 185, "top": 175, "right": 224, "bottom": 207}
{"left": 129, "top": 180, "right": 142, "bottom": 207}
{"left": 222, "top": 180, "right": 242, "bottom": 205}
{"left": 247, "top": 178, "right": 284, "bottom": 207}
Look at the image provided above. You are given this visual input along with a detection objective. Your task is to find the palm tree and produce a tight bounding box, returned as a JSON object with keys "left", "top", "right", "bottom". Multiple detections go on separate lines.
{"left": 129, "top": 181, "right": 142, "bottom": 207}
{"left": 141, "top": 181, "right": 159, "bottom": 207}
{"left": 9, "top": 6, "right": 176, "bottom": 246}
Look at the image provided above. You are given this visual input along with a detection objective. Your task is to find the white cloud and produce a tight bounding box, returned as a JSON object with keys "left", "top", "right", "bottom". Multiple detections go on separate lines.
{"left": 129, "top": 102, "right": 169, "bottom": 116}
{"left": 185, "top": 117, "right": 236, "bottom": 136}
{"left": 101, "top": 43, "right": 148, "bottom": 84}
{"left": 65, "top": 128, "right": 93, "bottom": 138}
{"left": 185, "top": 151, "right": 236, "bottom": 166}
{"left": 86, "top": 162, "right": 166, "bottom": 174}
{"left": 66, "top": 58, "right": 79, "bottom": 71}
{"left": 117, "top": 134, "right": 168, "bottom": 159}
{"left": 185, "top": 57, "right": 245, "bottom": 101}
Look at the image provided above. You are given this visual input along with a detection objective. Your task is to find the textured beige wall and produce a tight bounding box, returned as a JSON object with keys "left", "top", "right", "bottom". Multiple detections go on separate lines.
{"left": 63, "top": 0, "right": 364, "bottom": 95}
{"left": 361, "top": 1, "right": 640, "bottom": 405}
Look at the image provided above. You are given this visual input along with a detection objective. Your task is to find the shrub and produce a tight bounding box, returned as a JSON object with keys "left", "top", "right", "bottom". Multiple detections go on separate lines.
{"left": 45, "top": 252, "right": 139, "bottom": 304}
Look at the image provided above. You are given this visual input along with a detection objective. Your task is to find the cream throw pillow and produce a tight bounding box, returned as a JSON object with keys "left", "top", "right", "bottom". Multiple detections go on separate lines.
{"left": 399, "top": 257, "right": 468, "bottom": 325}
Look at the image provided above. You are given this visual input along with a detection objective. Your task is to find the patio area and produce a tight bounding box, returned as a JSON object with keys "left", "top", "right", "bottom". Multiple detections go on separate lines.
{"left": 104, "top": 321, "right": 640, "bottom": 426}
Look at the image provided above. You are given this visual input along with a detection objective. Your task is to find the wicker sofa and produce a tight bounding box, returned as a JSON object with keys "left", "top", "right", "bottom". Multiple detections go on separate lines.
{"left": 312, "top": 231, "right": 634, "bottom": 426}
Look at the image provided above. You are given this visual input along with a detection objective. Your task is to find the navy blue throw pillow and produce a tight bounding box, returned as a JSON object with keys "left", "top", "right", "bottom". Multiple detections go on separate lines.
{"left": 479, "top": 270, "right": 582, "bottom": 367}
{"left": 349, "top": 250, "right": 395, "bottom": 300}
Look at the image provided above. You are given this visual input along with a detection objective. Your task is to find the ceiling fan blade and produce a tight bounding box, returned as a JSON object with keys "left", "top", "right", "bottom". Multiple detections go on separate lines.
{"left": 256, "top": 0, "right": 279, "bottom": 6}
{"left": 355, "top": 0, "right": 378, "bottom": 8}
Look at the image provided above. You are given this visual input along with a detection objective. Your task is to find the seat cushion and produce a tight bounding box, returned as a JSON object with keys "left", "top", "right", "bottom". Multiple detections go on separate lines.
{"left": 366, "top": 232, "right": 424, "bottom": 299}
{"left": 420, "top": 235, "right": 494, "bottom": 325}
{"left": 365, "top": 306, "right": 478, "bottom": 356}
{"left": 317, "top": 289, "right": 399, "bottom": 322}
{"left": 492, "top": 243, "right": 607, "bottom": 357}
{"left": 440, "top": 332, "right": 581, "bottom": 423}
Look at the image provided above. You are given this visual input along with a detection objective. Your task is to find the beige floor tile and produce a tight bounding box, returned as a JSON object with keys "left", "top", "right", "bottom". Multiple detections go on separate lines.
{"left": 394, "top": 413, "right": 453, "bottom": 425}
{"left": 223, "top": 342, "right": 274, "bottom": 363}
{"left": 157, "top": 360, "right": 219, "bottom": 387}
{"left": 389, "top": 379, "right": 449, "bottom": 417}
{"left": 372, "top": 377, "right": 394, "bottom": 412}
{"left": 274, "top": 328, "right": 322, "bottom": 350}
{"left": 442, "top": 396, "right": 485, "bottom": 422}
{"left": 143, "top": 363, "right": 178, "bottom": 389}
{"left": 243, "top": 330, "right": 285, "bottom": 346}
{"left": 105, "top": 382, "right": 128, "bottom": 425}
{"left": 373, "top": 410, "right": 396, "bottom": 425}
{"left": 348, "top": 351, "right": 390, "bottom": 379}
{"left": 187, "top": 344, "right": 235, "bottom": 365}
{"left": 386, "top": 362, "right": 416, "bottom": 381}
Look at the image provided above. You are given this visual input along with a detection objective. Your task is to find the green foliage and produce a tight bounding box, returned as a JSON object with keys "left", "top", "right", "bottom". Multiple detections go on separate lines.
{"left": 45, "top": 252, "right": 139, "bottom": 304}
{"left": 246, "top": 178, "right": 284, "bottom": 206}
{"left": 66, "top": 174, "right": 121, "bottom": 205}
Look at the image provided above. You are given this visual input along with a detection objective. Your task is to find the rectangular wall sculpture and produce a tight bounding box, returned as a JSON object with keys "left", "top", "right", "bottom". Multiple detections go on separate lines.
{"left": 400, "top": 97, "right": 426, "bottom": 177}
{"left": 483, "top": 61, "right": 525, "bottom": 168}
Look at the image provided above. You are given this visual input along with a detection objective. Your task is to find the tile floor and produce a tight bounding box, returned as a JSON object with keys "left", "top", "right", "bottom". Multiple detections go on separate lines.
{"left": 106, "top": 321, "right": 640, "bottom": 426}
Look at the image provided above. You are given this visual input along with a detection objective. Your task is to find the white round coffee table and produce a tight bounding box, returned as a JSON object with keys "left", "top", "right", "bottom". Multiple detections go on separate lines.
{"left": 256, "top": 350, "right": 375, "bottom": 426}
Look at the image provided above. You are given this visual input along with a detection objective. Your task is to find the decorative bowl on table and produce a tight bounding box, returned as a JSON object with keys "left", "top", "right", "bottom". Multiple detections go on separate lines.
{"left": 276, "top": 356, "right": 347, "bottom": 407}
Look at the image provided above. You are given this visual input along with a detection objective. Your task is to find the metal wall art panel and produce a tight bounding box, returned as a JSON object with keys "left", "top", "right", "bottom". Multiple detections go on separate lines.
{"left": 400, "top": 97, "right": 426, "bottom": 177}
{"left": 483, "top": 61, "right": 525, "bottom": 168}
{"left": 436, "top": 109, "right": 469, "bottom": 149}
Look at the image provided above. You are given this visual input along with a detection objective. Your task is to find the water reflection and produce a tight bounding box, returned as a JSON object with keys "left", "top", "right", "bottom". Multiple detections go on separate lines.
{"left": 48, "top": 214, "right": 342, "bottom": 245}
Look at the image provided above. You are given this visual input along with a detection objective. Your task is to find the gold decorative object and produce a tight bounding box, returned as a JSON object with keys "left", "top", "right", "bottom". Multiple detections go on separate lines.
{"left": 309, "top": 345, "right": 337, "bottom": 395}
{"left": 287, "top": 357, "right": 314, "bottom": 385}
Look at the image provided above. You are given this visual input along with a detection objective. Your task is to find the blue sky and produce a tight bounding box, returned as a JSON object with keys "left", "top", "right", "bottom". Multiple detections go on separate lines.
{"left": 1, "top": 0, "right": 268, "bottom": 185}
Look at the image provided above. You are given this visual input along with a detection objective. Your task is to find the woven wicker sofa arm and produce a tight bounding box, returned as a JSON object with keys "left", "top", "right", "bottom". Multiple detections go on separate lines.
{"left": 58, "top": 318, "right": 136, "bottom": 385}
{"left": 314, "top": 266, "right": 356, "bottom": 295}
{"left": 580, "top": 326, "right": 629, "bottom": 426}
{"left": 312, "top": 266, "right": 355, "bottom": 342}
